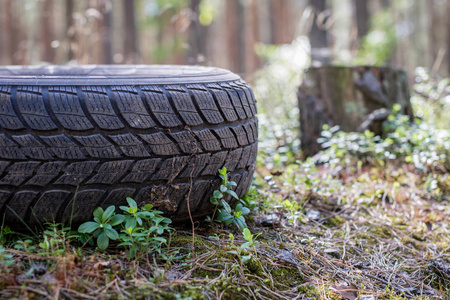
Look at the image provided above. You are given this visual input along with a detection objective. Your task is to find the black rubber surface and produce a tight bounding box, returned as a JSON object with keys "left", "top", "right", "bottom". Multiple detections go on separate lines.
{"left": 0, "top": 65, "right": 257, "bottom": 230}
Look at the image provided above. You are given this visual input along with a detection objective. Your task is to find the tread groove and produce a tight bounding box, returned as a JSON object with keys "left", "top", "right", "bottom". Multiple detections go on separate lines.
{"left": 0, "top": 77, "right": 258, "bottom": 230}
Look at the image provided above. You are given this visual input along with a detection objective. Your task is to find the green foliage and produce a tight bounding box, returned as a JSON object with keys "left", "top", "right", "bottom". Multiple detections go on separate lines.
{"left": 13, "top": 239, "right": 35, "bottom": 253}
{"left": 37, "top": 223, "right": 72, "bottom": 255}
{"left": 118, "top": 200, "right": 172, "bottom": 259}
{"left": 0, "top": 246, "right": 14, "bottom": 269}
{"left": 78, "top": 200, "right": 172, "bottom": 257}
{"left": 0, "top": 225, "right": 14, "bottom": 245}
{"left": 354, "top": 9, "right": 397, "bottom": 65}
{"left": 78, "top": 206, "right": 124, "bottom": 250}
{"left": 317, "top": 107, "right": 450, "bottom": 172}
{"left": 209, "top": 168, "right": 250, "bottom": 231}
{"left": 254, "top": 37, "right": 310, "bottom": 167}
{"left": 239, "top": 187, "right": 260, "bottom": 212}
{"left": 412, "top": 67, "right": 450, "bottom": 128}
{"left": 241, "top": 228, "right": 260, "bottom": 255}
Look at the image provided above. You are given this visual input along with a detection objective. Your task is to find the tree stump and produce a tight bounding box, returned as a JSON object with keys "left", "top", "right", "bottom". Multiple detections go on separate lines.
{"left": 297, "top": 66, "right": 413, "bottom": 158}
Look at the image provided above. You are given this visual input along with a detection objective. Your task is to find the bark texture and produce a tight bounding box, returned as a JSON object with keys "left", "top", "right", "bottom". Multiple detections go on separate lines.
{"left": 298, "top": 66, "right": 413, "bottom": 157}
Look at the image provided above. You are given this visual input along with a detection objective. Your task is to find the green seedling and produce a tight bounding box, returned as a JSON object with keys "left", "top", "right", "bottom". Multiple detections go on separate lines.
{"left": 78, "top": 206, "right": 124, "bottom": 250}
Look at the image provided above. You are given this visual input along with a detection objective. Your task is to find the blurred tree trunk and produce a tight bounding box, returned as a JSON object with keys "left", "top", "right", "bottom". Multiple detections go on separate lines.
{"left": 270, "top": 0, "right": 291, "bottom": 44}
{"left": 94, "top": 0, "right": 113, "bottom": 64}
{"left": 123, "top": 0, "right": 138, "bottom": 63}
{"left": 40, "top": 0, "right": 54, "bottom": 63}
{"left": 3, "top": 0, "right": 22, "bottom": 64}
{"left": 188, "top": 0, "right": 208, "bottom": 64}
{"left": 309, "top": 0, "right": 329, "bottom": 64}
{"left": 298, "top": 66, "right": 413, "bottom": 157}
{"left": 66, "top": 0, "right": 75, "bottom": 61}
{"left": 245, "top": 0, "right": 260, "bottom": 75}
{"left": 226, "top": 0, "right": 245, "bottom": 74}
{"left": 447, "top": 0, "right": 450, "bottom": 75}
{"left": 354, "top": 0, "right": 369, "bottom": 40}
{"left": 0, "top": 0, "right": 13, "bottom": 64}
{"left": 429, "top": 0, "right": 438, "bottom": 61}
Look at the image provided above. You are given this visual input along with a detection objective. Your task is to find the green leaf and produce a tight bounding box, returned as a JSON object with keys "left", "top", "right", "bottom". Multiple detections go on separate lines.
{"left": 220, "top": 185, "right": 227, "bottom": 192}
{"left": 126, "top": 197, "right": 137, "bottom": 208}
{"left": 240, "top": 206, "right": 250, "bottom": 215}
{"left": 225, "top": 190, "right": 239, "bottom": 200}
{"left": 109, "top": 214, "right": 124, "bottom": 226}
{"left": 143, "top": 204, "right": 153, "bottom": 211}
{"left": 218, "top": 167, "right": 227, "bottom": 176}
{"left": 221, "top": 200, "right": 231, "bottom": 213}
{"left": 210, "top": 197, "right": 218, "bottom": 205}
{"left": 227, "top": 250, "right": 239, "bottom": 256}
{"left": 152, "top": 237, "right": 167, "bottom": 243}
{"left": 136, "top": 217, "right": 143, "bottom": 226}
{"left": 102, "top": 206, "right": 115, "bottom": 223}
{"left": 242, "top": 228, "right": 252, "bottom": 242}
{"left": 241, "top": 241, "right": 252, "bottom": 250}
{"left": 213, "top": 190, "right": 223, "bottom": 199}
{"left": 97, "top": 232, "right": 109, "bottom": 250}
{"left": 78, "top": 222, "right": 99, "bottom": 233}
{"left": 93, "top": 207, "right": 104, "bottom": 220}
{"left": 235, "top": 217, "right": 247, "bottom": 230}
{"left": 228, "top": 181, "right": 237, "bottom": 187}
{"left": 104, "top": 228, "right": 119, "bottom": 240}
{"left": 241, "top": 255, "right": 251, "bottom": 263}
{"left": 125, "top": 218, "right": 137, "bottom": 230}
{"left": 216, "top": 210, "right": 233, "bottom": 223}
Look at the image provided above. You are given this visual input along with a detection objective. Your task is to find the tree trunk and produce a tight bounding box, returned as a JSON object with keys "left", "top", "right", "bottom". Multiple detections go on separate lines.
{"left": 94, "top": 0, "right": 113, "bottom": 64}
{"left": 270, "top": 0, "right": 291, "bottom": 44}
{"left": 447, "top": 0, "right": 450, "bottom": 75}
{"left": 65, "top": 0, "right": 75, "bottom": 62}
{"left": 188, "top": 0, "right": 208, "bottom": 64}
{"left": 309, "top": 0, "right": 329, "bottom": 64}
{"left": 226, "top": 0, "right": 245, "bottom": 74}
{"left": 354, "top": 0, "right": 369, "bottom": 39}
{"left": 123, "top": 0, "right": 138, "bottom": 63}
{"left": 298, "top": 66, "right": 413, "bottom": 157}
{"left": 40, "top": 0, "right": 54, "bottom": 63}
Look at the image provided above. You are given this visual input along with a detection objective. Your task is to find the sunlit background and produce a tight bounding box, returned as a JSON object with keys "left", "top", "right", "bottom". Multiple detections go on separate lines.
{"left": 0, "top": 0, "right": 449, "bottom": 80}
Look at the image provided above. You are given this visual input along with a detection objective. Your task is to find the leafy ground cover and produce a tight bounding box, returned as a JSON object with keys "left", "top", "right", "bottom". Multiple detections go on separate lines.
{"left": 1, "top": 59, "right": 449, "bottom": 299}
{"left": 1, "top": 110, "right": 449, "bottom": 299}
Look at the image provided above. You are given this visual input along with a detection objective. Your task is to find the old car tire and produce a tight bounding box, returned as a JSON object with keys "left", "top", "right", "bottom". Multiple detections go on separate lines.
{"left": 0, "top": 65, "right": 257, "bottom": 230}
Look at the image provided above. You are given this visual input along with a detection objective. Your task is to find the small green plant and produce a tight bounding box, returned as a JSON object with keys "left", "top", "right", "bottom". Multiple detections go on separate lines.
{"left": 241, "top": 228, "right": 260, "bottom": 256}
{"left": 239, "top": 187, "right": 260, "bottom": 212}
{"left": 118, "top": 199, "right": 172, "bottom": 259}
{"left": 317, "top": 107, "right": 450, "bottom": 173}
{"left": 13, "top": 239, "right": 35, "bottom": 253}
{"left": 78, "top": 206, "right": 124, "bottom": 250}
{"left": 209, "top": 167, "right": 250, "bottom": 231}
{"left": 0, "top": 246, "right": 14, "bottom": 269}
{"left": 78, "top": 199, "right": 172, "bottom": 257}
{"left": 36, "top": 223, "right": 72, "bottom": 256}
{"left": 227, "top": 228, "right": 260, "bottom": 263}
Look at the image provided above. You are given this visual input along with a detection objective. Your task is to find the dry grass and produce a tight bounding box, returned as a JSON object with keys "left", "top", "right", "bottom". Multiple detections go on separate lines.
{"left": 1, "top": 161, "right": 449, "bottom": 299}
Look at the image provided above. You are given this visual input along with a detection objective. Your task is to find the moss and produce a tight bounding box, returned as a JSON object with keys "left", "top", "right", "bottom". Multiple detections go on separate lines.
{"left": 192, "top": 268, "right": 221, "bottom": 279}
{"left": 333, "top": 230, "right": 345, "bottom": 238}
{"left": 368, "top": 225, "right": 393, "bottom": 238}
{"left": 297, "top": 283, "right": 319, "bottom": 298}
{"left": 270, "top": 267, "right": 304, "bottom": 288}
{"left": 244, "top": 258, "right": 264, "bottom": 277}
{"left": 400, "top": 237, "right": 425, "bottom": 251}
{"left": 325, "top": 215, "right": 346, "bottom": 227}
{"left": 168, "top": 234, "right": 214, "bottom": 256}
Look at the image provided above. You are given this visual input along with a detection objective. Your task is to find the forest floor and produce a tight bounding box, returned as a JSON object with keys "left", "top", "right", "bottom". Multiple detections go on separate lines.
{"left": 0, "top": 156, "right": 449, "bottom": 300}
